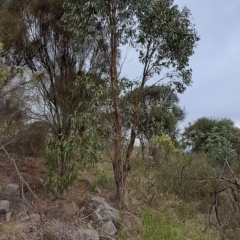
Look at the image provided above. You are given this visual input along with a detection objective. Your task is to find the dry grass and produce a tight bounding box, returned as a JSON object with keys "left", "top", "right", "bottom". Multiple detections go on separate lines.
{"left": 2, "top": 147, "right": 239, "bottom": 239}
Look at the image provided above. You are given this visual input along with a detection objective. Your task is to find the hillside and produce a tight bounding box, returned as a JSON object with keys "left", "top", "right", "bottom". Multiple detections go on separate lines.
{"left": 0, "top": 150, "right": 228, "bottom": 240}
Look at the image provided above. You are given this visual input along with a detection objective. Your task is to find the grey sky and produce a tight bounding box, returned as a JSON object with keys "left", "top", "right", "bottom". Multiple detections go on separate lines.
{"left": 175, "top": 0, "right": 240, "bottom": 129}
{"left": 122, "top": 1, "right": 240, "bottom": 130}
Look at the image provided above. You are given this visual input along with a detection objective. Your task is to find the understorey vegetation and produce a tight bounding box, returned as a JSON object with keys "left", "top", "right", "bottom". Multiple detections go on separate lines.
{"left": 0, "top": 0, "right": 239, "bottom": 239}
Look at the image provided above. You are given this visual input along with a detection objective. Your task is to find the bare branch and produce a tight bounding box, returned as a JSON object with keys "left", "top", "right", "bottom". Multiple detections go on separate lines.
{"left": 0, "top": 145, "right": 38, "bottom": 200}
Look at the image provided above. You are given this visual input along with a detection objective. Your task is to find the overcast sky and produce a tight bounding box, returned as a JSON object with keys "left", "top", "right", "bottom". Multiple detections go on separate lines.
{"left": 173, "top": 0, "right": 240, "bottom": 129}
{"left": 122, "top": 1, "right": 240, "bottom": 130}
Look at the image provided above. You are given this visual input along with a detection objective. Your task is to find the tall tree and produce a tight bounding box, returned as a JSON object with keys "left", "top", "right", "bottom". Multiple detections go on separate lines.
{"left": 0, "top": 0, "right": 95, "bottom": 136}
{"left": 64, "top": 0, "right": 199, "bottom": 208}
{"left": 0, "top": 41, "right": 28, "bottom": 149}
{"left": 121, "top": 84, "right": 185, "bottom": 158}
{"left": 182, "top": 117, "right": 236, "bottom": 152}
{"left": 0, "top": 0, "right": 105, "bottom": 192}
{"left": 122, "top": 85, "right": 185, "bottom": 140}
{"left": 182, "top": 117, "right": 216, "bottom": 152}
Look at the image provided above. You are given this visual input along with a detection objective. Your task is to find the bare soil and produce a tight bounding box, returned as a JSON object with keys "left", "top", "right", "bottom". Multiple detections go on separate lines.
{"left": 0, "top": 152, "right": 93, "bottom": 221}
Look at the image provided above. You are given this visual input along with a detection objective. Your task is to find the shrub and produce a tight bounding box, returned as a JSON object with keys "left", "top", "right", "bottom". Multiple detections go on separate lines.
{"left": 6, "top": 121, "right": 49, "bottom": 157}
{"left": 149, "top": 135, "right": 181, "bottom": 166}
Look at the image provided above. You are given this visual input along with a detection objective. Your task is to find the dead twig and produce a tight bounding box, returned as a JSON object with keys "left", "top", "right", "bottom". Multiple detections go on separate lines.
{"left": 0, "top": 145, "right": 38, "bottom": 203}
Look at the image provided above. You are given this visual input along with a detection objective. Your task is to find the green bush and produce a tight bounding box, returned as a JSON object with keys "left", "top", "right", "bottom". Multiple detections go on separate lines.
{"left": 6, "top": 121, "right": 49, "bottom": 157}
{"left": 155, "top": 154, "right": 216, "bottom": 196}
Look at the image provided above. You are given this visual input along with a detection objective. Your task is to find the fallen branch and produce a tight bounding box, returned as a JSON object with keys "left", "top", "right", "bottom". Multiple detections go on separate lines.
{"left": 221, "top": 176, "right": 240, "bottom": 189}
{"left": 0, "top": 145, "right": 38, "bottom": 200}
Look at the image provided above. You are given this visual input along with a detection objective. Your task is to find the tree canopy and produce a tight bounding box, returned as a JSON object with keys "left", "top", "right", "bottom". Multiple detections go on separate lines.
{"left": 182, "top": 117, "right": 240, "bottom": 155}
{"left": 121, "top": 84, "right": 185, "bottom": 142}
{"left": 64, "top": 0, "right": 200, "bottom": 208}
{"left": 0, "top": 0, "right": 200, "bottom": 208}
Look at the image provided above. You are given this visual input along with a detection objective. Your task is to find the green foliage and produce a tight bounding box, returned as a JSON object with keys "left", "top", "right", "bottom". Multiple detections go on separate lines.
{"left": 121, "top": 85, "right": 185, "bottom": 142}
{"left": 205, "top": 125, "right": 238, "bottom": 163}
{"left": 0, "top": 0, "right": 111, "bottom": 194}
{"left": 0, "top": 45, "right": 26, "bottom": 149}
{"left": 0, "top": 0, "right": 105, "bottom": 135}
{"left": 64, "top": 0, "right": 199, "bottom": 92}
{"left": 95, "top": 173, "right": 115, "bottom": 191}
{"left": 64, "top": 0, "right": 199, "bottom": 208}
{"left": 6, "top": 121, "right": 49, "bottom": 157}
{"left": 135, "top": 0, "right": 199, "bottom": 91}
{"left": 44, "top": 127, "right": 102, "bottom": 195}
{"left": 150, "top": 134, "right": 181, "bottom": 163}
{"left": 0, "top": 86, "right": 27, "bottom": 148}
{"left": 44, "top": 76, "right": 105, "bottom": 195}
{"left": 125, "top": 151, "right": 221, "bottom": 239}
{"left": 182, "top": 117, "right": 238, "bottom": 152}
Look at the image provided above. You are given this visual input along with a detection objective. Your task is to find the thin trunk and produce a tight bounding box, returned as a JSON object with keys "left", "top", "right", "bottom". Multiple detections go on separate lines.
{"left": 125, "top": 41, "right": 153, "bottom": 169}
{"left": 125, "top": 104, "right": 138, "bottom": 169}
{"left": 140, "top": 137, "right": 145, "bottom": 161}
{"left": 108, "top": 1, "right": 124, "bottom": 209}
{"left": 108, "top": 1, "right": 152, "bottom": 209}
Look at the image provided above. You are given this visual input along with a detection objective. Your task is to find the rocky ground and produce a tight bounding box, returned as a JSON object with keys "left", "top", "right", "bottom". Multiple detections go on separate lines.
{"left": 0, "top": 153, "right": 140, "bottom": 239}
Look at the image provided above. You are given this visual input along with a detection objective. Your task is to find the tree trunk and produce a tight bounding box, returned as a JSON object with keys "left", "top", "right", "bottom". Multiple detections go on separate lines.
{"left": 108, "top": 4, "right": 125, "bottom": 208}
{"left": 140, "top": 136, "right": 145, "bottom": 161}
{"left": 113, "top": 146, "right": 125, "bottom": 209}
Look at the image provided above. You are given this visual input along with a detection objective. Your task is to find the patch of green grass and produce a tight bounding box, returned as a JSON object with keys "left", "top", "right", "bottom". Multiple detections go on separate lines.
{"left": 88, "top": 181, "right": 98, "bottom": 193}
{"left": 89, "top": 172, "right": 115, "bottom": 192}
{"left": 141, "top": 208, "right": 183, "bottom": 240}
{"left": 97, "top": 173, "right": 115, "bottom": 191}
{"left": 140, "top": 207, "right": 219, "bottom": 240}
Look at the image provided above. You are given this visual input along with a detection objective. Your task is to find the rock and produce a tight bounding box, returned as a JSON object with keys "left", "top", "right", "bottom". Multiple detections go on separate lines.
{"left": 76, "top": 229, "right": 99, "bottom": 240}
{"left": 6, "top": 211, "right": 11, "bottom": 222}
{"left": 91, "top": 211, "right": 103, "bottom": 225}
{"left": 89, "top": 197, "right": 105, "bottom": 208}
{"left": 8, "top": 198, "right": 24, "bottom": 215}
{"left": 6, "top": 183, "right": 20, "bottom": 196}
{"left": 100, "top": 220, "right": 117, "bottom": 236}
{"left": 0, "top": 200, "right": 9, "bottom": 214}
{"left": 90, "top": 197, "right": 119, "bottom": 222}
{"left": 89, "top": 197, "right": 119, "bottom": 237}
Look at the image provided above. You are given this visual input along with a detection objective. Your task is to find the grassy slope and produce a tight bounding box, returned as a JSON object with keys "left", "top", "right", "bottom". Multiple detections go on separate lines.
{"left": 3, "top": 148, "right": 237, "bottom": 239}
{"left": 89, "top": 150, "right": 221, "bottom": 240}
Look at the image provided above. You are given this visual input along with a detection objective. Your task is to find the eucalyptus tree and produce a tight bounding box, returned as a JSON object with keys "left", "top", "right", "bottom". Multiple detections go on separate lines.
{"left": 0, "top": 0, "right": 99, "bottom": 135}
{"left": 182, "top": 117, "right": 237, "bottom": 152}
{"left": 0, "top": 0, "right": 106, "bottom": 193}
{"left": 64, "top": 0, "right": 199, "bottom": 208}
{"left": 121, "top": 84, "right": 185, "bottom": 159}
{"left": 0, "top": 41, "right": 28, "bottom": 150}
{"left": 0, "top": 67, "right": 28, "bottom": 150}
{"left": 205, "top": 125, "right": 238, "bottom": 164}
{"left": 122, "top": 85, "right": 185, "bottom": 140}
